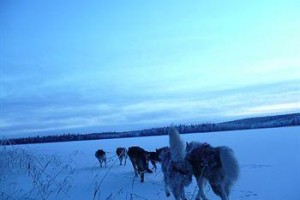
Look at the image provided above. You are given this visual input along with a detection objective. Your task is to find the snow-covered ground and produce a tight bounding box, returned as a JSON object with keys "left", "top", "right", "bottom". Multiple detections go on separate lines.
{"left": 1, "top": 126, "right": 299, "bottom": 200}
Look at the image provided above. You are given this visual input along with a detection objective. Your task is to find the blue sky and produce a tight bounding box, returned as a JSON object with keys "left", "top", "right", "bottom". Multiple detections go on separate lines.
{"left": 1, "top": 0, "right": 300, "bottom": 137}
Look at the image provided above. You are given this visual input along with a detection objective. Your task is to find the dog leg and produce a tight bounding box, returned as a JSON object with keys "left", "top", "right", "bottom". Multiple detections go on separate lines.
{"left": 145, "top": 162, "right": 153, "bottom": 173}
{"left": 140, "top": 172, "right": 144, "bottom": 182}
{"left": 163, "top": 175, "right": 171, "bottom": 197}
{"left": 151, "top": 160, "right": 157, "bottom": 171}
{"left": 172, "top": 185, "right": 182, "bottom": 200}
{"left": 210, "top": 183, "right": 228, "bottom": 200}
{"left": 165, "top": 189, "right": 171, "bottom": 197}
{"left": 131, "top": 162, "right": 138, "bottom": 177}
{"left": 224, "top": 179, "right": 232, "bottom": 197}
{"left": 196, "top": 177, "right": 209, "bottom": 200}
{"left": 219, "top": 186, "right": 229, "bottom": 200}
{"left": 180, "top": 187, "right": 188, "bottom": 200}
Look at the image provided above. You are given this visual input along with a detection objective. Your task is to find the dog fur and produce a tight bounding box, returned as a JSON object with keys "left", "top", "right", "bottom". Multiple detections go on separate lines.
{"left": 159, "top": 128, "right": 193, "bottom": 200}
{"left": 116, "top": 147, "right": 128, "bottom": 166}
{"left": 95, "top": 149, "right": 107, "bottom": 168}
{"left": 186, "top": 142, "right": 239, "bottom": 200}
{"left": 147, "top": 151, "right": 159, "bottom": 171}
{"left": 127, "top": 146, "right": 153, "bottom": 182}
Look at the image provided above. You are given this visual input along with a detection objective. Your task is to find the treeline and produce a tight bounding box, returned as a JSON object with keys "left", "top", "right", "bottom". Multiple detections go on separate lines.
{"left": 2, "top": 113, "right": 300, "bottom": 145}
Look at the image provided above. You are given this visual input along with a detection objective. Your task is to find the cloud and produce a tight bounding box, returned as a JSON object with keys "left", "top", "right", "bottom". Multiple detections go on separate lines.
{"left": 2, "top": 78, "right": 299, "bottom": 137}
{"left": 225, "top": 102, "right": 300, "bottom": 117}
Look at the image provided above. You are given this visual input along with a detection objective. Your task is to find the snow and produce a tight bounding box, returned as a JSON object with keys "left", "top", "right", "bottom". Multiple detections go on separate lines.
{"left": 1, "top": 126, "right": 299, "bottom": 200}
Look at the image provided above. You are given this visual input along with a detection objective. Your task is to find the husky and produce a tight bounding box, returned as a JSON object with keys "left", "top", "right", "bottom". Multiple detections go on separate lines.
{"left": 127, "top": 146, "right": 153, "bottom": 182}
{"left": 95, "top": 149, "right": 107, "bottom": 168}
{"left": 186, "top": 142, "right": 239, "bottom": 200}
{"left": 116, "top": 147, "right": 128, "bottom": 166}
{"left": 159, "top": 128, "right": 193, "bottom": 200}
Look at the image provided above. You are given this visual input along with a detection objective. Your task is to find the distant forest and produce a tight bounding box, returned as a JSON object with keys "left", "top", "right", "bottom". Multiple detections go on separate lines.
{"left": 1, "top": 113, "right": 300, "bottom": 145}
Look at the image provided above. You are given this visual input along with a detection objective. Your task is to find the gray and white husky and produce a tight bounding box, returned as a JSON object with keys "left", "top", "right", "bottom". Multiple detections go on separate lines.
{"left": 159, "top": 128, "right": 193, "bottom": 200}
{"left": 186, "top": 142, "right": 239, "bottom": 200}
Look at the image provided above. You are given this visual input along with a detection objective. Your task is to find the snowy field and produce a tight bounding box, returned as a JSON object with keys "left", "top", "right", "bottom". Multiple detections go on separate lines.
{"left": 1, "top": 126, "right": 299, "bottom": 200}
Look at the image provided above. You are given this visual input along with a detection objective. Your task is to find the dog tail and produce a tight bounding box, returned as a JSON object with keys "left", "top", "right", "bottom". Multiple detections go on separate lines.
{"left": 169, "top": 127, "right": 186, "bottom": 162}
{"left": 220, "top": 146, "right": 240, "bottom": 183}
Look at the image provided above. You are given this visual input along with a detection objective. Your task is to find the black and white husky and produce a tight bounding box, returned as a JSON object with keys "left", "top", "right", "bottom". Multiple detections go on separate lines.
{"left": 186, "top": 142, "right": 239, "bottom": 200}
{"left": 159, "top": 128, "right": 193, "bottom": 200}
{"left": 95, "top": 149, "right": 107, "bottom": 168}
{"left": 116, "top": 147, "right": 128, "bottom": 166}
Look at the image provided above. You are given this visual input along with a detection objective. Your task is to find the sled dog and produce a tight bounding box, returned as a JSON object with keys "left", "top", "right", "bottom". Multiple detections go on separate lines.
{"left": 116, "top": 147, "right": 128, "bottom": 166}
{"left": 159, "top": 128, "right": 193, "bottom": 200}
{"left": 186, "top": 142, "right": 239, "bottom": 200}
{"left": 127, "top": 146, "right": 153, "bottom": 182}
{"left": 95, "top": 149, "right": 107, "bottom": 168}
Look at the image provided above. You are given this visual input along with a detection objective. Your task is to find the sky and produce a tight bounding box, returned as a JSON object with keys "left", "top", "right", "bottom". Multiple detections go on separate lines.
{"left": 1, "top": 0, "right": 300, "bottom": 137}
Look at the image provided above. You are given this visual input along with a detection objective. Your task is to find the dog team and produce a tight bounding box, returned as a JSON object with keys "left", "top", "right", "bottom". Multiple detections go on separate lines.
{"left": 95, "top": 127, "right": 239, "bottom": 200}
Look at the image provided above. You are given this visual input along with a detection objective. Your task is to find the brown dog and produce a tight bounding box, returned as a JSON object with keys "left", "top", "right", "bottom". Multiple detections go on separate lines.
{"left": 95, "top": 149, "right": 107, "bottom": 168}
{"left": 127, "top": 146, "right": 152, "bottom": 182}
